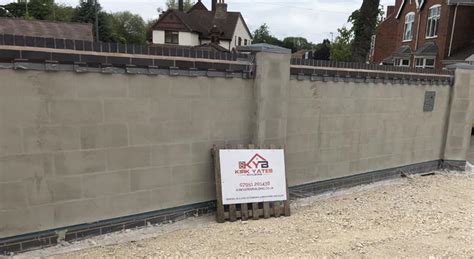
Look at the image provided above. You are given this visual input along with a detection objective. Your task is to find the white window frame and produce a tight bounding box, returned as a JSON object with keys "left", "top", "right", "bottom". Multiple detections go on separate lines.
{"left": 414, "top": 57, "right": 436, "bottom": 69}
{"left": 403, "top": 12, "right": 415, "bottom": 42}
{"left": 426, "top": 5, "right": 441, "bottom": 38}
{"left": 415, "top": 0, "right": 425, "bottom": 10}
{"left": 394, "top": 58, "right": 411, "bottom": 67}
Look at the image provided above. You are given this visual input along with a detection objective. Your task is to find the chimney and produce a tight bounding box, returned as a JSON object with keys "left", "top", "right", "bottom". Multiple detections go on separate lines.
{"left": 178, "top": 0, "right": 184, "bottom": 11}
{"left": 386, "top": 5, "right": 395, "bottom": 17}
{"left": 215, "top": 0, "right": 227, "bottom": 19}
{"left": 212, "top": 0, "right": 217, "bottom": 12}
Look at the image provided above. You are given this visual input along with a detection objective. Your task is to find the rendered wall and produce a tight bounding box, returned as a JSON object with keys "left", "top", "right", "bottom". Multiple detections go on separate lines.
{"left": 152, "top": 31, "right": 200, "bottom": 46}
{"left": 178, "top": 32, "right": 200, "bottom": 46}
{"left": 152, "top": 30, "right": 165, "bottom": 45}
{"left": 286, "top": 80, "right": 451, "bottom": 186}
{"left": 0, "top": 50, "right": 471, "bottom": 242}
{"left": 0, "top": 69, "right": 253, "bottom": 238}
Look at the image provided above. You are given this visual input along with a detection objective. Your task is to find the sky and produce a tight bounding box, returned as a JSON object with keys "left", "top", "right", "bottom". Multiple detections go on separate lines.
{"left": 0, "top": 0, "right": 395, "bottom": 43}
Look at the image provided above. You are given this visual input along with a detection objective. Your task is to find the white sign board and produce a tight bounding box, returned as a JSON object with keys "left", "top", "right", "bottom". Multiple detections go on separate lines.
{"left": 219, "top": 149, "right": 287, "bottom": 205}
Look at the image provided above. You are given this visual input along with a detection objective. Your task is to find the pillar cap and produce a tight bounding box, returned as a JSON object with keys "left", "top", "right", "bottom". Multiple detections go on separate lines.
{"left": 237, "top": 43, "right": 291, "bottom": 54}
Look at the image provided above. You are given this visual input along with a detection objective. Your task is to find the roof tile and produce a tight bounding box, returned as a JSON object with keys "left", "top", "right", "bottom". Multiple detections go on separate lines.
{"left": 0, "top": 18, "right": 93, "bottom": 41}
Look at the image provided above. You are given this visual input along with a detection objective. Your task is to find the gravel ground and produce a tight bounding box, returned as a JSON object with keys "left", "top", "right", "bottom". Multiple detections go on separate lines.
{"left": 17, "top": 171, "right": 474, "bottom": 258}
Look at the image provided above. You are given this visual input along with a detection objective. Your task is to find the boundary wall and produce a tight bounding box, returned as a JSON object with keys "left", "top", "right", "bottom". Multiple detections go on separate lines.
{"left": 0, "top": 41, "right": 472, "bottom": 254}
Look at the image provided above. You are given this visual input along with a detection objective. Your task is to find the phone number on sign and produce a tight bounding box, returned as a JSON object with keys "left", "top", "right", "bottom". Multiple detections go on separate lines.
{"left": 239, "top": 181, "right": 271, "bottom": 188}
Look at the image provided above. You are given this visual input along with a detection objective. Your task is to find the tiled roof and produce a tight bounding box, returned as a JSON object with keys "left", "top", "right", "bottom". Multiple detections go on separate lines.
{"left": 414, "top": 42, "right": 438, "bottom": 56}
{"left": 382, "top": 56, "right": 394, "bottom": 64}
{"left": 152, "top": 2, "right": 251, "bottom": 41}
{"left": 392, "top": 45, "right": 412, "bottom": 57}
{"left": 0, "top": 18, "right": 93, "bottom": 41}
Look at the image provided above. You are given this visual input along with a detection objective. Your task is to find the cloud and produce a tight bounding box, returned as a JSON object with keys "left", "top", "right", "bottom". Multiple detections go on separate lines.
{"left": 0, "top": 0, "right": 396, "bottom": 43}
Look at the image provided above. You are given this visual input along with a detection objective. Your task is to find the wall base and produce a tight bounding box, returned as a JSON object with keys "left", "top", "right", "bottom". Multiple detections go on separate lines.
{"left": 0, "top": 159, "right": 465, "bottom": 255}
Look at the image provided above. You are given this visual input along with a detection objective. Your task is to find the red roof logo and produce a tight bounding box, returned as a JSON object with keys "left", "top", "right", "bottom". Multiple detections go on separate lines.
{"left": 239, "top": 153, "right": 269, "bottom": 169}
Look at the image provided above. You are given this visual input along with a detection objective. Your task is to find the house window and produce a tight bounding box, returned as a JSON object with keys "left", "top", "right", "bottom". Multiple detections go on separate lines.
{"left": 244, "top": 39, "right": 248, "bottom": 45}
{"left": 403, "top": 12, "right": 415, "bottom": 41}
{"left": 415, "top": 57, "right": 435, "bottom": 69}
{"left": 394, "top": 58, "right": 410, "bottom": 67}
{"left": 165, "top": 31, "right": 179, "bottom": 44}
{"left": 238, "top": 37, "right": 242, "bottom": 46}
{"left": 426, "top": 5, "right": 441, "bottom": 38}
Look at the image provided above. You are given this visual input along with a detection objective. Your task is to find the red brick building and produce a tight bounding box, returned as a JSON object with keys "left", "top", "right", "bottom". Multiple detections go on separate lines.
{"left": 370, "top": 0, "right": 474, "bottom": 69}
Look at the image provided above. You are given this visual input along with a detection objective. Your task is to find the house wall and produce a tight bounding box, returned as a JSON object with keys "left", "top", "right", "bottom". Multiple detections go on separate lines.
{"left": 152, "top": 30, "right": 165, "bottom": 44}
{"left": 152, "top": 30, "right": 200, "bottom": 46}
{"left": 179, "top": 32, "right": 201, "bottom": 46}
{"left": 371, "top": 0, "right": 474, "bottom": 68}
{"left": 230, "top": 16, "right": 252, "bottom": 50}
{"left": 372, "top": 10, "right": 399, "bottom": 64}
{"left": 449, "top": 6, "right": 474, "bottom": 55}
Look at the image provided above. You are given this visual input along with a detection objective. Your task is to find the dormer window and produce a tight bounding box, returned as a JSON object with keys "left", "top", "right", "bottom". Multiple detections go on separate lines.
{"left": 426, "top": 5, "right": 441, "bottom": 38}
{"left": 403, "top": 12, "right": 415, "bottom": 41}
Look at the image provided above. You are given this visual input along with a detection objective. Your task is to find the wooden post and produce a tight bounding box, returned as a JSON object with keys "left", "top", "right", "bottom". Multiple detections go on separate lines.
{"left": 263, "top": 202, "right": 270, "bottom": 218}
{"left": 212, "top": 146, "right": 225, "bottom": 223}
{"left": 252, "top": 203, "right": 259, "bottom": 220}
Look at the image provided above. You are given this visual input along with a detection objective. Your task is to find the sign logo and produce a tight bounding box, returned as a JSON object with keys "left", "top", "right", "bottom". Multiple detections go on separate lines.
{"left": 236, "top": 153, "right": 273, "bottom": 175}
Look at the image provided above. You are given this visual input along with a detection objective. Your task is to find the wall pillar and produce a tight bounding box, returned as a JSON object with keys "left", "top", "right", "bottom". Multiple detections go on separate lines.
{"left": 241, "top": 44, "right": 291, "bottom": 147}
{"left": 443, "top": 65, "right": 474, "bottom": 167}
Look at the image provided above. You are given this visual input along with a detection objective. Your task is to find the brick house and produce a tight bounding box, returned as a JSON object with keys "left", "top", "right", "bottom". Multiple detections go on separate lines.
{"left": 370, "top": 0, "right": 474, "bottom": 69}
{"left": 149, "top": 0, "right": 252, "bottom": 51}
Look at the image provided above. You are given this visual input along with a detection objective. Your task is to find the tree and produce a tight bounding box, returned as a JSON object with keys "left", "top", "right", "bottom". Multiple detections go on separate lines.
{"left": 0, "top": 0, "right": 73, "bottom": 21}
{"left": 0, "top": 2, "right": 28, "bottom": 18}
{"left": 313, "top": 39, "right": 331, "bottom": 60}
{"left": 330, "top": 26, "right": 353, "bottom": 62}
{"left": 27, "top": 0, "right": 55, "bottom": 20}
{"left": 145, "top": 19, "right": 157, "bottom": 42}
{"left": 349, "top": 0, "right": 381, "bottom": 63}
{"left": 51, "top": 4, "right": 75, "bottom": 22}
{"left": 110, "top": 11, "right": 147, "bottom": 44}
{"left": 282, "top": 37, "right": 313, "bottom": 53}
{"left": 72, "top": 0, "right": 115, "bottom": 42}
{"left": 166, "top": 0, "right": 194, "bottom": 11}
{"left": 252, "top": 24, "right": 283, "bottom": 46}
{"left": 0, "top": 6, "right": 12, "bottom": 17}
